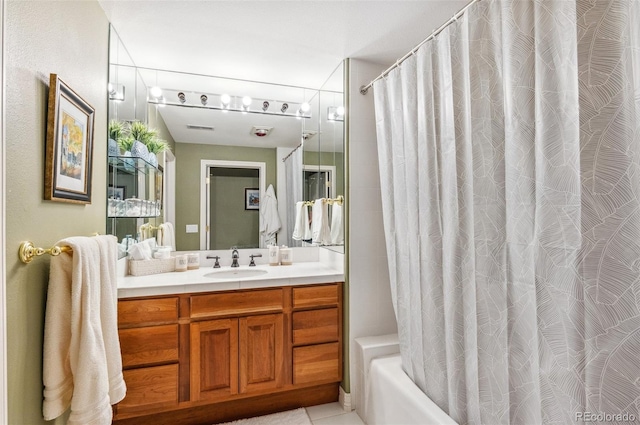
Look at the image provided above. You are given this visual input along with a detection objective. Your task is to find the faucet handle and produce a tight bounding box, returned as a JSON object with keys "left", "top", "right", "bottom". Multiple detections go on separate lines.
{"left": 206, "top": 255, "right": 221, "bottom": 268}
{"left": 249, "top": 254, "right": 262, "bottom": 267}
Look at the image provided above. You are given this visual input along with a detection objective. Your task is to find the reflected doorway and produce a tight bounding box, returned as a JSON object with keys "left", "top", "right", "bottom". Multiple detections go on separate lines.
{"left": 200, "top": 160, "right": 266, "bottom": 250}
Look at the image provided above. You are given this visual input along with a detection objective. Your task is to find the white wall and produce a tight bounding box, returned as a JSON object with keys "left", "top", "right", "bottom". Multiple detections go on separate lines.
{"left": 347, "top": 58, "right": 398, "bottom": 410}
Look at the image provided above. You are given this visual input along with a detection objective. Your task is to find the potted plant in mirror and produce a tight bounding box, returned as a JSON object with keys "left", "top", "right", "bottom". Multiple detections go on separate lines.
{"left": 108, "top": 120, "right": 124, "bottom": 157}
{"left": 117, "top": 134, "right": 136, "bottom": 171}
{"left": 145, "top": 137, "right": 170, "bottom": 168}
{"left": 128, "top": 121, "right": 153, "bottom": 162}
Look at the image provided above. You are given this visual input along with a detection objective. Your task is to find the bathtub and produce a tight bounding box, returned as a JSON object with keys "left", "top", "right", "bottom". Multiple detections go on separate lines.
{"left": 355, "top": 335, "right": 457, "bottom": 425}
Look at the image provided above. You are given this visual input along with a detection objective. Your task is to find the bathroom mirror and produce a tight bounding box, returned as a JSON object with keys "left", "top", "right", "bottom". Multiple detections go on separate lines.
{"left": 303, "top": 62, "right": 345, "bottom": 253}
{"left": 107, "top": 27, "right": 345, "bottom": 252}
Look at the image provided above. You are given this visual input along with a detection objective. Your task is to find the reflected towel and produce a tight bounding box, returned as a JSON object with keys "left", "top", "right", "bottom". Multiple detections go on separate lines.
{"left": 330, "top": 203, "right": 344, "bottom": 245}
{"left": 157, "top": 222, "right": 175, "bottom": 251}
{"left": 43, "top": 235, "right": 126, "bottom": 425}
{"left": 292, "top": 201, "right": 311, "bottom": 241}
{"left": 260, "top": 184, "right": 281, "bottom": 247}
{"left": 311, "top": 199, "right": 331, "bottom": 245}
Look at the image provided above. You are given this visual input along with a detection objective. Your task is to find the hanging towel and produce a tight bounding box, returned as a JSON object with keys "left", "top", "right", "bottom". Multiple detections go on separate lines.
{"left": 260, "top": 184, "right": 281, "bottom": 246}
{"left": 43, "top": 235, "right": 126, "bottom": 425}
{"left": 157, "top": 222, "right": 175, "bottom": 251}
{"left": 292, "top": 201, "right": 311, "bottom": 241}
{"left": 311, "top": 199, "right": 331, "bottom": 245}
{"left": 330, "top": 202, "right": 344, "bottom": 245}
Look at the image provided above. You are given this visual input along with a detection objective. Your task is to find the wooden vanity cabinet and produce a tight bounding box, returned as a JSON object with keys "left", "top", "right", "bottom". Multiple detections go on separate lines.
{"left": 114, "top": 282, "right": 342, "bottom": 424}
{"left": 115, "top": 297, "right": 180, "bottom": 416}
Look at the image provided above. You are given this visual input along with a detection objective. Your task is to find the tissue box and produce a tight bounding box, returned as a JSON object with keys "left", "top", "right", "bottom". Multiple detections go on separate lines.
{"left": 129, "top": 257, "right": 176, "bottom": 276}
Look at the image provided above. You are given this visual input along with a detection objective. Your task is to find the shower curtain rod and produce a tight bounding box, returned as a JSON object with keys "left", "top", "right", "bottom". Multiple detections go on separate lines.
{"left": 282, "top": 141, "right": 303, "bottom": 162}
{"left": 359, "top": 0, "right": 480, "bottom": 95}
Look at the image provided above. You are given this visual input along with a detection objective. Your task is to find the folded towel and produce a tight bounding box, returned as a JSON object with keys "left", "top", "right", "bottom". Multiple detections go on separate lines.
{"left": 43, "top": 235, "right": 126, "bottom": 425}
{"left": 311, "top": 199, "right": 331, "bottom": 245}
{"left": 292, "top": 201, "right": 311, "bottom": 241}
{"left": 330, "top": 202, "right": 344, "bottom": 245}
{"left": 260, "top": 184, "right": 281, "bottom": 247}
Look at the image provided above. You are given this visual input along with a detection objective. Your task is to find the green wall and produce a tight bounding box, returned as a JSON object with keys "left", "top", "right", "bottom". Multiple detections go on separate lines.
{"left": 5, "top": 1, "right": 109, "bottom": 424}
{"left": 149, "top": 106, "right": 176, "bottom": 155}
{"left": 210, "top": 172, "right": 260, "bottom": 249}
{"left": 175, "top": 143, "right": 277, "bottom": 251}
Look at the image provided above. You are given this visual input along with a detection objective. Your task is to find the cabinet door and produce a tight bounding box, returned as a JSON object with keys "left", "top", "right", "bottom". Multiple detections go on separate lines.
{"left": 190, "top": 318, "right": 238, "bottom": 401}
{"left": 239, "top": 313, "right": 285, "bottom": 394}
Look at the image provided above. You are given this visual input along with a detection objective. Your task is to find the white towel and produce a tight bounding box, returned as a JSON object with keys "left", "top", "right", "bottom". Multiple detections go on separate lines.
{"left": 311, "top": 199, "right": 331, "bottom": 245}
{"left": 43, "top": 235, "right": 126, "bottom": 425}
{"left": 260, "top": 184, "right": 281, "bottom": 247}
{"left": 292, "top": 201, "right": 311, "bottom": 241}
{"left": 330, "top": 202, "right": 344, "bottom": 245}
{"left": 157, "top": 222, "right": 175, "bottom": 251}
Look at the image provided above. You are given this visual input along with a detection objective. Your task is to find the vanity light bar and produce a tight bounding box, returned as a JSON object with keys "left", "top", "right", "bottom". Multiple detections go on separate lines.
{"left": 148, "top": 89, "right": 311, "bottom": 119}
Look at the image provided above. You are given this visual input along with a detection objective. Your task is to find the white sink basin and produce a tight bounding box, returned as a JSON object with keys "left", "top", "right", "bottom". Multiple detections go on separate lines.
{"left": 204, "top": 269, "right": 268, "bottom": 279}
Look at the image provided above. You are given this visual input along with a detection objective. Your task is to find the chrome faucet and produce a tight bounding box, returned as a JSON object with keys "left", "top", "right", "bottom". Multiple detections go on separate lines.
{"left": 231, "top": 249, "right": 239, "bottom": 267}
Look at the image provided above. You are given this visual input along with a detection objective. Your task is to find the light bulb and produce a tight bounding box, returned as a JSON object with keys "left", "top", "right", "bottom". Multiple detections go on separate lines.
{"left": 280, "top": 103, "right": 289, "bottom": 113}
{"left": 242, "top": 96, "right": 252, "bottom": 107}
{"left": 300, "top": 102, "right": 310, "bottom": 112}
{"left": 220, "top": 93, "right": 231, "bottom": 106}
{"left": 200, "top": 94, "right": 208, "bottom": 105}
{"left": 150, "top": 86, "right": 163, "bottom": 98}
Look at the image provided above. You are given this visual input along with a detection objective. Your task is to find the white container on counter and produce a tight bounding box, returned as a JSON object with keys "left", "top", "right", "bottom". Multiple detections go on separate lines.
{"left": 280, "top": 246, "right": 292, "bottom": 265}
{"left": 268, "top": 245, "right": 280, "bottom": 266}
{"left": 187, "top": 253, "right": 200, "bottom": 270}
{"left": 175, "top": 254, "right": 188, "bottom": 272}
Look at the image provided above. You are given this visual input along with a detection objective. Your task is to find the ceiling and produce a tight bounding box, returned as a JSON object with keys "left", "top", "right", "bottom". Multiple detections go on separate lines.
{"left": 100, "top": 0, "right": 469, "bottom": 149}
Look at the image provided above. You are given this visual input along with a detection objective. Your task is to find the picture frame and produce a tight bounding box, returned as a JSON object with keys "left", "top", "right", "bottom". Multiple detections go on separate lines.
{"left": 108, "top": 186, "right": 125, "bottom": 200}
{"left": 245, "top": 188, "right": 260, "bottom": 210}
{"left": 44, "top": 74, "right": 95, "bottom": 204}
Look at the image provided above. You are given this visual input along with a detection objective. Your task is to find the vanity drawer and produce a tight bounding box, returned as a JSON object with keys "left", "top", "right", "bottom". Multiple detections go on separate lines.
{"left": 191, "top": 288, "right": 284, "bottom": 319}
{"left": 292, "top": 284, "right": 339, "bottom": 309}
{"left": 119, "top": 364, "right": 179, "bottom": 412}
{"left": 293, "top": 342, "right": 341, "bottom": 385}
{"left": 119, "top": 324, "right": 179, "bottom": 368}
{"left": 292, "top": 308, "right": 339, "bottom": 346}
{"left": 118, "top": 297, "right": 179, "bottom": 327}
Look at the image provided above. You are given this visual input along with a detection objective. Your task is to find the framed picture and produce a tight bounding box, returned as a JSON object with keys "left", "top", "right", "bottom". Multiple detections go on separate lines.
{"left": 108, "top": 186, "right": 125, "bottom": 200}
{"left": 245, "top": 188, "right": 260, "bottom": 210}
{"left": 44, "top": 74, "right": 95, "bottom": 204}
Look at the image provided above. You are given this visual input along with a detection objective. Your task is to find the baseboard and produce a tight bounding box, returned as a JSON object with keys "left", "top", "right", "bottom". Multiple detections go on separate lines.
{"left": 339, "top": 387, "right": 352, "bottom": 412}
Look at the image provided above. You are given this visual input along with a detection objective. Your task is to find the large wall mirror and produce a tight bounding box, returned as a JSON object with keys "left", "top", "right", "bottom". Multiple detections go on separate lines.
{"left": 107, "top": 26, "right": 345, "bottom": 254}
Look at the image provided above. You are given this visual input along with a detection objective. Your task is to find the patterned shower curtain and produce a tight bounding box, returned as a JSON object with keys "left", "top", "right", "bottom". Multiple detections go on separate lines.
{"left": 373, "top": 1, "right": 640, "bottom": 424}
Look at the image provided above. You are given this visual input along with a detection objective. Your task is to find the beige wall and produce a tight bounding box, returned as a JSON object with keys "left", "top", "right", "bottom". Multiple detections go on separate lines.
{"left": 5, "top": 2, "right": 109, "bottom": 423}
{"left": 175, "top": 142, "right": 277, "bottom": 250}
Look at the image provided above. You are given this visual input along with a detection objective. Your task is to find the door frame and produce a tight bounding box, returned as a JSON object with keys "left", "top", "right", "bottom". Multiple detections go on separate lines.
{"left": 199, "top": 160, "right": 266, "bottom": 250}
{"left": 0, "top": 0, "right": 7, "bottom": 420}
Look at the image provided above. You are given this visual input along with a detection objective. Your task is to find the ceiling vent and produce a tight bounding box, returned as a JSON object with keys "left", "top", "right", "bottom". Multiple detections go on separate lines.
{"left": 251, "top": 126, "right": 273, "bottom": 137}
{"left": 303, "top": 130, "right": 317, "bottom": 140}
{"left": 187, "top": 124, "right": 215, "bottom": 131}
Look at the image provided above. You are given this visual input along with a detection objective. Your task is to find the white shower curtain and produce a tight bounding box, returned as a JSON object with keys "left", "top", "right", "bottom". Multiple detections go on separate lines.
{"left": 284, "top": 145, "right": 303, "bottom": 247}
{"left": 373, "top": 1, "right": 640, "bottom": 424}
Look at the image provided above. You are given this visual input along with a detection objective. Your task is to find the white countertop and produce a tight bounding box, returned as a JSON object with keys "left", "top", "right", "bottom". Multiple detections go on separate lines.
{"left": 117, "top": 262, "right": 344, "bottom": 298}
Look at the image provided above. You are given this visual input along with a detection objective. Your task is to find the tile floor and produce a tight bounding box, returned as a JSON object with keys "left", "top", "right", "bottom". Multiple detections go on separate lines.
{"left": 306, "top": 402, "right": 365, "bottom": 425}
